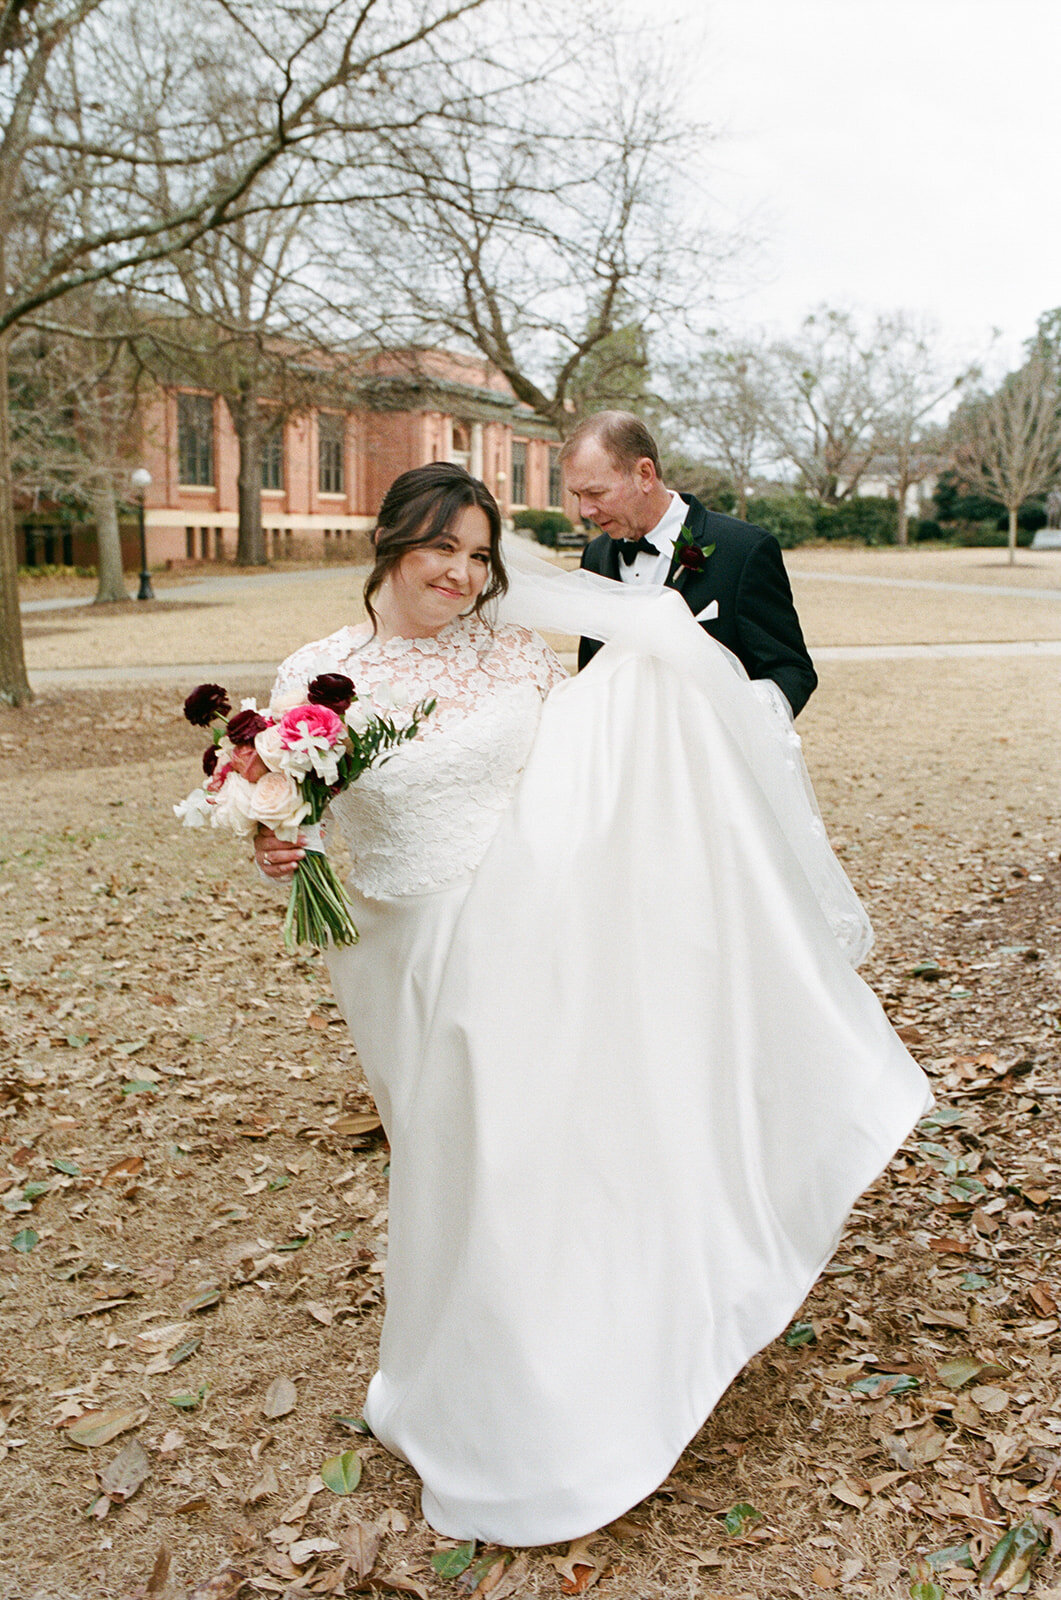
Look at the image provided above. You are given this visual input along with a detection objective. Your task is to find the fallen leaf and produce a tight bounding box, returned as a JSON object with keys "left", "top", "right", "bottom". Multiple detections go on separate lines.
{"left": 101, "top": 1155, "right": 145, "bottom": 1184}
{"left": 810, "top": 1568, "right": 840, "bottom": 1591}
{"left": 99, "top": 1438, "right": 151, "bottom": 1502}
{"left": 320, "top": 1449, "right": 362, "bottom": 1495}
{"left": 181, "top": 1282, "right": 223, "bottom": 1314}
{"left": 288, "top": 1536, "right": 340, "bottom": 1566}
{"left": 10, "top": 1227, "right": 38, "bottom": 1253}
{"left": 336, "top": 1518, "right": 383, "bottom": 1581}
{"left": 243, "top": 1464, "right": 279, "bottom": 1505}
{"left": 374, "top": 1574, "right": 429, "bottom": 1599}
{"left": 331, "top": 1112, "right": 383, "bottom": 1136}
{"left": 66, "top": 1406, "right": 143, "bottom": 1448}
{"left": 262, "top": 1376, "right": 297, "bottom": 1419}
{"left": 430, "top": 1541, "right": 476, "bottom": 1579}
{"left": 187, "top": 1568, "right": 248, "bottom": 1600}
{"left": 979, "top": 1517, "right": 1047, "bottom": 1593}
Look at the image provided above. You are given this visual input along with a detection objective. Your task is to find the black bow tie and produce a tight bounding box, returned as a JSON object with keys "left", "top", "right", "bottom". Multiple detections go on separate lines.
{"left": 618, "top": 536, "right": 660, "bottom": 566}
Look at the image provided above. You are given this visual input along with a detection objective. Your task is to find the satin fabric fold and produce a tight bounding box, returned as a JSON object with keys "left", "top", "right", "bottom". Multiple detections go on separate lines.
{"left": 326, "top": 597, "right": 930, "bottom": 1547}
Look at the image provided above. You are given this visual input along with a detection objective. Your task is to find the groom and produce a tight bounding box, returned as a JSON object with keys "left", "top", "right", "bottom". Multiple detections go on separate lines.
{"left": 559, "top": 412, "right": 817, "bottom": 717}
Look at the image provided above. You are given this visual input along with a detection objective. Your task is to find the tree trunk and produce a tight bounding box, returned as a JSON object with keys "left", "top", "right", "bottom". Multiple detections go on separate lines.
{"left": 0, "top": 331, "right": 32, "bottom": 705}
{"left": 736, "top": 477, "right": 748, "bottom": 520}
{"left": 92, "top": 477, "right": 130, "bottom": 603}
{"left": 895, "top": 439, "right": 910, "bottom": 546}
{"left": 233, "top": 392, "right": 266, "bottom": 566}
{"left": 1008, "top": 505, "right": 1018, "bottom": 566}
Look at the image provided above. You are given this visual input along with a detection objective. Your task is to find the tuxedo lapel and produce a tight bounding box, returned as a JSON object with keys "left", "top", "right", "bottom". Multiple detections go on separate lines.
{"left": 664, "top": 495, "right": 716, "bottom": 610}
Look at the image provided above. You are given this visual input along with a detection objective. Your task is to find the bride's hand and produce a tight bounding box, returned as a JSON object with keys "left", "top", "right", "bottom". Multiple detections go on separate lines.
{"left": 254, "top": 826, "right": 304, "bottom": 880}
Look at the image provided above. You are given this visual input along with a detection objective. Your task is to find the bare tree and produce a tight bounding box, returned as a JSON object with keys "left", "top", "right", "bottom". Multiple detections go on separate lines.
{"left": 0, "top": 0, "right": 494, "bottom": 704}
{"left": 950, "top": 351, "right": 1061, "bottom": 565}
{"left": 870, "top": 313, "right": 978, "bottom": 544}
{"left": 336, "top": 28, "right": 721, "bottom": 433}
{"left": 753, "top": 308, "right": 891, "bottom": 503}
{"left": 10, "top": 291, "right": 141, "bottom": 600}
{"left": 660, "top": 340, "right": 770, "bottom": 519}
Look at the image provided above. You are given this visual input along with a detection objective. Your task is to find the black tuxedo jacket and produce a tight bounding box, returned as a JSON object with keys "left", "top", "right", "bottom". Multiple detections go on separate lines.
{"left": 578, "top": 494, "right": 817, "bottom": 717}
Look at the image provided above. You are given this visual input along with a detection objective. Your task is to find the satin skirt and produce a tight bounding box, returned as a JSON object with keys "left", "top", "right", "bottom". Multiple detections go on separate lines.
{"left": 326, "top": 606, "right": 930, "bottom": 1548}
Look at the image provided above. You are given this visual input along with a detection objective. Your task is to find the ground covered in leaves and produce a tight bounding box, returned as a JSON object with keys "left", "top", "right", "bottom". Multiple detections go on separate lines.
{"left": 2, "top": 669, "right": 1061, "bottom": 1600}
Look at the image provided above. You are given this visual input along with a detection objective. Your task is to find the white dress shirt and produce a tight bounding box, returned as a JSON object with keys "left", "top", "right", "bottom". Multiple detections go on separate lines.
{"left": 617, "top": 491, "right": 688, "bottom": 586}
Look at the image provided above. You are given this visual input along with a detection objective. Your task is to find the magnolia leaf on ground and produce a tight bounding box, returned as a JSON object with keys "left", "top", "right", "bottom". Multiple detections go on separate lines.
{"left": 979, "top": 1518, "right": 1047, "bottom": 1594}
{"left": 850, "top": 1372, "right": 919, "bottom": 1397}
{"left": 143, "top": 1544, "right": 172, "bottom": 1597}
{"left": 909, "top": 1584, "right": 944, "bottom": 1600}
{"left": 330, "top": 1112, "right": 383, "bottom": 1136}
{"left": 101, "top": 1155, "right": 145, "bottom": 1184}
{"left": 181, "top": 1282, "right": 222, "bottom": 1314}
{"left": 66, "top": 1406, "right": 144, "bottom": 1448}
{"left": 167, "top": 1386, "right": 207, "bottom": 1410}
{"left": 262, "top": 1376, "right": 298, "bottom": 1418}
{"left": 288, "top": 1536, "right": 341, "bottom": 1566}
{"left": 809, "top": 1568, "right": 839, "bottom": 1591}
{"left": 331, "top": 1413, "right": 372, "bottom": 1434}
{"left": 784, "top": 1321, "right": 816, "bottom": 1347}
{"left": 242, "top": 1463, "right": 279, "bottom": 1505}
{"left": 431, "top": 1541, "right": 476, "bottom": 1579}
{"left": 99, "top": 1437, "right": 150, "bottom": 1502}
{"left": 168, "top": 1336, "right": 202, "bottom": 1368}
{"left": 187, "top": 1567, "right": 249, "bottom": 1599}
{"left": 336, "top": 1517, "right": 383, "bottom": 1580}
{"left": 926, "top": 1542, "right": 974, "bottom": 1570}
{"left": 320, "top": 1449, "right": 362, "bottom": 1495}
{"left": 10, "top": 1227, "right": 38, "bottom": 1252}
{"left": 374, "top": 1574, "right": 429, "bottom": 1599}
{"left": 722, "top": 1503, "right": 762, "bottom": 1536}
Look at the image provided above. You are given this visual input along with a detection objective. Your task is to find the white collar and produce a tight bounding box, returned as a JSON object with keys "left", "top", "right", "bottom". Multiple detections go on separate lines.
{"left": 643, "top": 491, "right": 687, "bottom": 556}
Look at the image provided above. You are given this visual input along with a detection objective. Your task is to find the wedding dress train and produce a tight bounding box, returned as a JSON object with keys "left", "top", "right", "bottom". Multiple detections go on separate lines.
{"left": 272, "top": 575, "right": 931, "bottom": 1547}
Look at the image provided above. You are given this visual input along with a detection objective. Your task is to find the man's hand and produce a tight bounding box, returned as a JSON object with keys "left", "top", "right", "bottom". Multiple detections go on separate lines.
{"left": 254, "top": 826, "right": 304, "bottom": 880}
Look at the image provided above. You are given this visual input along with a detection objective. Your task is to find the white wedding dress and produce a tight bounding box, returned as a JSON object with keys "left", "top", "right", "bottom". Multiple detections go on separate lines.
{"left": 271, "top": 573, "right": 930, "bottom": 1548}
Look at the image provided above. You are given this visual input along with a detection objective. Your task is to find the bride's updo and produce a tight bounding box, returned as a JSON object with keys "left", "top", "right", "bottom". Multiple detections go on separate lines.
{"left": 364, "top": 464, "right": 508, "bottom": 630}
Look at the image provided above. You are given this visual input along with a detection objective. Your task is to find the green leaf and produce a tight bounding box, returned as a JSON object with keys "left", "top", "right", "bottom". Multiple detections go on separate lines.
{"left": 267, "top": 1174, "right": 290, "bottom": 1191}
{"left": 11, "top": 1227, "right": 39, "bottom": 1252}
{"left": 22, "top": 1181, "right": 50, "bottom": 1201}
{"left": 276, "top": 1235, "right": 309, "bottom": 1252}
{"left": 961, "top": 1271, "right": 993, "bottom": 1291}
{"left": 948, "top": 1176, "right": 987, "bottom": 1201}
{"left": 334, "top": 1229, "right": 354, "bottom": 1241}
{"left": 850, "top": 1372, "right": 920, "bottom": 1397}
{"left": 910, "top": 1583, "right": 944, "bottom": 1600}
{"left": 910, "top": 960, "right": 942, "bottom": 978}
{"left": 979, "top": 1518, "right": 1047, "bottom": 1593}
{"left": 114, "top": 1039, "right": 149, "bottom": 1056}
{"left": 53, "top": 1159, "right": 81, "bottom": 1176}
{"left": 65, "top": 1033, "right": 90, "bottom": 1048}
{"left": 168, "top": 1337, "right": 202, "bottom": 1368}
{"left": 2, "top": 1194, "right": 31, "bottom": 1213}
{"left": 120, "top": 1080, "right": 159, "bottom": 1096}
{"left": 332, "top": 1414, "right": 373, "bottom": 1435}
{"left": 927, "top": 1542, "right": 974, "bottom": 1570}
{"left": 784, "top": 1321, "right": 816, "bottom": 1347}
{"left": 167, "top": 1386, "right": 207, "bottom": 1410}
{"left": 430, "top": 1541, "right": 475, "bottom": 1578}
{"left": 319, "top": 1449, "right": 362, "bottom": 1495}
{"left": 722, "top": 1502, "right": 761, "bottom": 1536}
{"left": 979, "top": 1516, "right": 1043, "bottom": 1593}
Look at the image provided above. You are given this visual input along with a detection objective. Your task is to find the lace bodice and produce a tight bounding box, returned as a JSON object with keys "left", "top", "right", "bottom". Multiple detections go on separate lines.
{"left": 272, "top": 615, "right": 568, "bottom": 898}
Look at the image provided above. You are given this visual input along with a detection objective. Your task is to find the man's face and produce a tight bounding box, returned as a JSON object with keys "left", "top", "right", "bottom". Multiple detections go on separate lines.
{"left": 561, "top": 438, "right": 657, "bottom": 542}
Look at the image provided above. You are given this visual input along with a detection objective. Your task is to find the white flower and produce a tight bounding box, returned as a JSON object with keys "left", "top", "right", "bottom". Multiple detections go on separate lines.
{"left": 208, "top": 772, "right": 258, "bottom": 838}
{"left": 270, "top": 685, "right": 309, "bottom": 715}
{"left": 345, "top": 701, "right": 372, "bottom": 736}
{"left": 248, "top": 771, "right": 310, "bottom": 841}
{"left": 239, "top": 696, "right": 260, "bottom": 712}
{"left": 254, "top": 722, "right": 287, "bottom": 772}
{"left": 173, "top": 787, "right": 212, "bottom": 828}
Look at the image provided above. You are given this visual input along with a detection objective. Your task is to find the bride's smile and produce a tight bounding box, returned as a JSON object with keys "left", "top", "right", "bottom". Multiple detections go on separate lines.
{"left": 375, "top": 505, "right": 492, "bottom": 640}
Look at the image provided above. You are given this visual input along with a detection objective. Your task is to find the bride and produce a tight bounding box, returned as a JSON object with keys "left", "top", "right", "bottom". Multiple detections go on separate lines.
{"left": 254, "top": 462, "right": 930, "bottom": 1548}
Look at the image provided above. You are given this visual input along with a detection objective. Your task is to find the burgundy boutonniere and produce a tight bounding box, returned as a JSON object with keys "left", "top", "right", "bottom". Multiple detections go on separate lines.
{"left": 670, "top": 526, "right": 715, "bottom": 587}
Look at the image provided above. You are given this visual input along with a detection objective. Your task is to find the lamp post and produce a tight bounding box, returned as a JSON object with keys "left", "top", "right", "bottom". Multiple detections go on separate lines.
{"left": 131, "top": 467, "right": 153, "bottom": 600}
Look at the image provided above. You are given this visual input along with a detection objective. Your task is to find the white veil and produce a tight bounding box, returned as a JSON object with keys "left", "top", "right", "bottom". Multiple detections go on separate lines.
{"left": 496, "top": 535, "right": 874, "bottom": 966}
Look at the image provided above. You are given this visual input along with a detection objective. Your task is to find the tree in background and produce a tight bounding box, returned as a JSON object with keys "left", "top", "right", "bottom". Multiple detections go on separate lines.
{"left": 950, "top": 350, "right": 1061, "bottom": 565}
{"left": 0, "top": 0, "right": 497, "bottom": 705}
{"left": 660, "top": 340, "right": 769, "bottom": 518}
{"left": 870, "top": 312, "right": 978, "bottom": 544}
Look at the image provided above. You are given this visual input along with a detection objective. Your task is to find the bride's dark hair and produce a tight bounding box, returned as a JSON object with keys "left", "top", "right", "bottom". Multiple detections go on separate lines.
{"left": 364, "top": 463, "right": 507, "bottom": 631}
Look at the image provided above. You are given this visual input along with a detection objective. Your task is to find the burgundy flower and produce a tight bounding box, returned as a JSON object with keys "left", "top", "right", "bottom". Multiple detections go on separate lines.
{"left": 676, "top": 543, "right": 706, "bottom": 573}
{"left": 202, "top": 744, "right": 219, "bottom": 777}
{"left": 226, "top": 708, "right": 270, "bottom": 746}
{"left": 184, "top": 683, "right": 231, "bottom": 726}
{"left": 308, "top": 672, "right": 356, "bottom": 714}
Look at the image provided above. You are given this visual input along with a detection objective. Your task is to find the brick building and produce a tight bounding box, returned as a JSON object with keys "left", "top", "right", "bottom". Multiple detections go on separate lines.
{"left": 139, "top": 349, "right": 563, "bottom": 566}
{"left": 16, "top": 349, "right": 565, "bottom": 569}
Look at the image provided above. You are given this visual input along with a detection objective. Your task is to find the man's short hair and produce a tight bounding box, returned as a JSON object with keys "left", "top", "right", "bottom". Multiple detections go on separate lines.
{"left": 558, "top": 411, "right": 662, "bottom": 478}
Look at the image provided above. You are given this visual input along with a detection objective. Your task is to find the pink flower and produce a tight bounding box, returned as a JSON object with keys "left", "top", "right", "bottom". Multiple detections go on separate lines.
{"left": 279, "top": 703, "right": 344, "bottom": 749}
{"left": 229, "top": 743, "right": 269, "bottom": 783}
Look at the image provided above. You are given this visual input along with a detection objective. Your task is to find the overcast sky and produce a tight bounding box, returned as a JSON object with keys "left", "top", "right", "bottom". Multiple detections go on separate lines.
{"left": 633, "top": 0, "right": 1059, "bottom": 368}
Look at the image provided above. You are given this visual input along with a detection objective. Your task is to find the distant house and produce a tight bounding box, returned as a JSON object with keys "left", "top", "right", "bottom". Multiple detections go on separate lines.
{"left": 17, "top": 348, "right": 566, "bottom": 568}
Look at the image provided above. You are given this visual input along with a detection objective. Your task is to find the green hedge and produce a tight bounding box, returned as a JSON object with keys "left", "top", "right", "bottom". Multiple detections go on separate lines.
{"left": 744, "top": 495, "right": 816, "bottom": 548}
{"left": 813, "top": 497, "right": 898, "bottom": 545}
{"left": 512, "top": 508, "right": 574, "bottom": 548}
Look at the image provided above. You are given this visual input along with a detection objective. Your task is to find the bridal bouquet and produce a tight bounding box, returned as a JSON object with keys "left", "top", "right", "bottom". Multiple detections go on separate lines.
{"left": 175, "top": 673, "right": 435, "bottom": 950}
